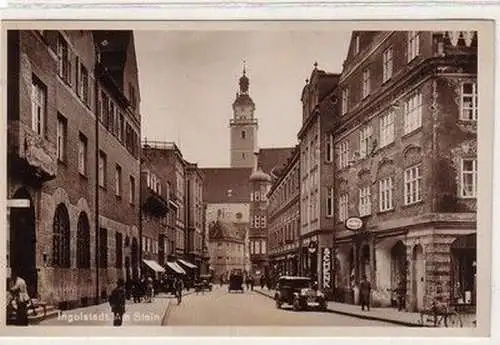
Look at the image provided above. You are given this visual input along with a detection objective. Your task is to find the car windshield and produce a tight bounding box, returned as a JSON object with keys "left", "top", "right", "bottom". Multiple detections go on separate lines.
{"left": 281, "top": 279, "right": 311, "bottom": 289}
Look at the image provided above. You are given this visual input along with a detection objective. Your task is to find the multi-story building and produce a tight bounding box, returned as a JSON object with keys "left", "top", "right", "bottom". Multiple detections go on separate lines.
{"left": 140, "top": 145, "right": 171, "bottom": 276}
{"left": 202, "top": 167, "right": 253, "bottom": 278}
{"left": 297, "top": 64, "right": 339, "bottom": 294}
{"left": 267, "top": 146, "right": 301, "bottom": 277}
{"left": 248, "top": 161, "right": 272, "bottom": 279}
{"left": 208, "top": 218, "right": 248, "bottom": 280}
{"left": 185, "top": 162, "right": 205, "bottom": 271}
{"left": 333, "top": 31, "right": 477, "bottom": 311}
{"left": 7, "top": 30, "right": 141, "bottom": 309}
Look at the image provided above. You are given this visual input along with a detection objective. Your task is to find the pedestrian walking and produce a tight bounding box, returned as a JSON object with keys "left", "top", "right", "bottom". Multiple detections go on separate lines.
{"left": 145, "top": 277, "right": 154, "bottom": 303}
{"left": 132, "top": 279, "right": 141, "bottom": 303}
{"left": 9, "top": 271, "right": 31, "bottom": 326}
{"left": 249, "top": 276, "right": 254, "bottom": 291}
{"left": 260, "top": 276, "right": 265, "bottom": 289}
{"left": 359, "top": 274, "right": 372, "bottom": 311}
{"left": 174, "top": 277, "right": 184, "bottom": 305}
{"left": 109, "top": 278, "right": 126, "bottom": 326}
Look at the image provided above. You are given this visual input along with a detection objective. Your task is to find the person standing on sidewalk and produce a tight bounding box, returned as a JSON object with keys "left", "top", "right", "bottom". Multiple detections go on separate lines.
{"left": 9, "top": 271, "right": 31, "bottom": 326}
{"left": 109, "top": 278, "right": 126, "bottom": 326}
{"left": 359, "top": 274, "right": 371, "bottom": 312}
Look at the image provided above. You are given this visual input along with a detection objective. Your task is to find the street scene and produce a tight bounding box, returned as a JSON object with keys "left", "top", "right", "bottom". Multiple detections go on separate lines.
{"left": 5, "top": 27, "right": 478, "bottom": 329}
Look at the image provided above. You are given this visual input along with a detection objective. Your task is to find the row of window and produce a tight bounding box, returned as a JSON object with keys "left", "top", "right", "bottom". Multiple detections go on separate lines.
{"left": 145, "top": 170, "right": 165, "bottom": 196}
{"left": 52, "top": 203, "right": 137, "bottom": 269}
{"left": 98, "top": 90, "right": 140, "bottom": 159}
{"left": 96, "top": 149, "right": 136, "bottom": 203}
{"left": 337, "top": 82, "right": 478, "bottom": 170}
{"left": 337, "top": 160, "right": 477, "bottom": 221}
{"left": 344, "top": 32, "right": 421, "bottom": 115}
{"left": 269, "top": 217, "right": 300, "bottom": 252}
{"left": 250, "top": 240, "right": 267, "bottom": 255}
{"left": 251, "top": 215, "right": 267, "bottom": 229}
{"left": 56, "top": 33, "right": 140, "bottom": 159}
{"left": 301, "top": 135, "right": 319, "bottom": 176}
{"left": 301, "top": 190, "right": 320, "bottom": 226}
{"left": 250, "top": 190, "right": 268, "bottom": 202}
{"left": 268, "top": 165, "right": 300, "bottom": 214}
{"left": 57, "top": 33, "right": 91, "bottom": 107}
{"left": 142, "top": 236, "right": 160, "bottom": 254}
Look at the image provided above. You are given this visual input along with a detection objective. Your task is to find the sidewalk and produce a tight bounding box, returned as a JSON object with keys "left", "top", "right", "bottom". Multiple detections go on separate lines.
{"left": 40, "top": 290, "right": 194, "bottom": 326}
{"left": 253, "top": 288, "right": 476, "bottom": 328}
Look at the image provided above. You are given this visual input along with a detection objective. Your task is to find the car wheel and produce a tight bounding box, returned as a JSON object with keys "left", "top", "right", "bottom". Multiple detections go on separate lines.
{"left": 275, "top": 299, "right": 282, "bottom": 309}
{"left": 293, "top": 298, "right": 301, "bottom": 312}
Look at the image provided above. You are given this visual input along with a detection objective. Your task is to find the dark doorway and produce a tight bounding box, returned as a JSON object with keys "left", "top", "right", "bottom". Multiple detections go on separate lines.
{"left": 10, "top": 188, "right": 37, "bottom": 298}
{"left": 131, "top": 237, "right": 139, "bottom": 280}
{"left": 125, "top": 256, "right": 131, "bottom": 283}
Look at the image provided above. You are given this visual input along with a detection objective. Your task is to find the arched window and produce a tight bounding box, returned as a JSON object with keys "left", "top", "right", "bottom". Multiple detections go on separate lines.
{"left": 76, "top": 212, "right": 90, "bottom": 268}
{"left": 53, "top": 203, "right": 70, "bottom": 268}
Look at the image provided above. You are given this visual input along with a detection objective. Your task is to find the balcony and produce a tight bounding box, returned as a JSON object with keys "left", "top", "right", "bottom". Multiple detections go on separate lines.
{"left": 8, "top": 121, "right": 57, "bottom": 183}
{"left": 142, "top": 188, "right": 168, "bottom": 217}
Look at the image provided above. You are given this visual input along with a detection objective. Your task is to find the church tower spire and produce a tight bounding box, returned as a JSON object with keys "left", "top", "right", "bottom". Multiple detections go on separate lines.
{"left": 230, "top": 61, "right": 258, "bottom": 168}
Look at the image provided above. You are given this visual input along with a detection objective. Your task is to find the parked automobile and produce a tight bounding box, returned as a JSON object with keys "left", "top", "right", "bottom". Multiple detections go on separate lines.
{"left": 274, "top": 276, "right": 327, "bottom": 311}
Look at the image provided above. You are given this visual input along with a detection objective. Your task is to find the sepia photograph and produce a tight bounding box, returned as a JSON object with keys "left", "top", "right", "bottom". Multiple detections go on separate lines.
{"left": 0, "top": 19, "right": 494, "bottom": 338}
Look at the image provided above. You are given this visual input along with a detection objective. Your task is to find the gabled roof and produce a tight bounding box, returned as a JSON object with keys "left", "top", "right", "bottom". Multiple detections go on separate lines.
{"left": 257, "top": 147, "right": 295, "bottom": 180}
{"left": 201, "top": 167, "right": 252, "bottom": 203}
{"left": 342, "top": 31, "right": 381, "bottom": 73}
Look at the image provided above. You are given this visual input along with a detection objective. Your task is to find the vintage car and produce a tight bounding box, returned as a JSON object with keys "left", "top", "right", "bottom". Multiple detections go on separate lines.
{"left": 194, "top": 275, "right": 213, "bottom": 292}
{"left": 274, "top": 276, "right": 327, "bottom": 311}
{"left": 228, "top": 269, "right": 244, "bottom": 293}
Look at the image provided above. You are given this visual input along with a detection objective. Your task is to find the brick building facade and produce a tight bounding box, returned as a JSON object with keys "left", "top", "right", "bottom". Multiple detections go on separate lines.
{"left": 7, "top": 30, "right": 141, "bottom": 308}
{"left": 333, "top": 31, "right": 477, "bottom": 311}
{"left": 140, "top": 146, "right": 171, "bottom": 276}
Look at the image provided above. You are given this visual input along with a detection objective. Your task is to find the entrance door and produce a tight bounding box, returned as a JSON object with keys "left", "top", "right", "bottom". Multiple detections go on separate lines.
{"left": 412, "top": 245, "right": 425, "bottom": 310}
{"left": 10, "top": 188, "right": 37, "bottom": 298}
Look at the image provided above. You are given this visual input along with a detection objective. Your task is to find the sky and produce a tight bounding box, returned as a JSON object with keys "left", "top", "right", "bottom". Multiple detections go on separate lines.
{"left": 135, "top": 30, "right": 351, "bottom": 168}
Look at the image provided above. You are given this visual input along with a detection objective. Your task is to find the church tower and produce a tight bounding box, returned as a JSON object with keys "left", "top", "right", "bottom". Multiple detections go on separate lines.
{"left": 230, "top": 62, "right": 258, "bottom": 168}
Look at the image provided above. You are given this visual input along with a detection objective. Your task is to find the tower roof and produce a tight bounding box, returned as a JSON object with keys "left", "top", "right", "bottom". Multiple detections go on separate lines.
{"left": 233, "top": 61, "right": 255, "bottom": 107}
{"left": 249, "top": 166, "right": 272, "bottom": 183}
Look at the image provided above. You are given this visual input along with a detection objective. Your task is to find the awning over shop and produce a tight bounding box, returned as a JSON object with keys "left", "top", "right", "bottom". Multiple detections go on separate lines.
{"left": 178, "top": 259, "right": 197, "bottom": 270}
{"left": 165, "top": 261, "right": 186, "bottom": 275}
{"left": 142, "top": 259, "right": 165, "bottom": 273}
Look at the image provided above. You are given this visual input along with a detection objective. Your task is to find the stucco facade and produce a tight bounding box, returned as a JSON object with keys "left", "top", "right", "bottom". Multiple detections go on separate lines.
{"left": 333, "top": 31, "right": 477, "bottom": 311}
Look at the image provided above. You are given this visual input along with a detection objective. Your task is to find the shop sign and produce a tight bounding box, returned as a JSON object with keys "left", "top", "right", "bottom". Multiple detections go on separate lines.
{"left": 345, "top": 217, "right": 364, "bottom": 231}
{"left": 322, "top": 248, "right": 333, "bottom": 290}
